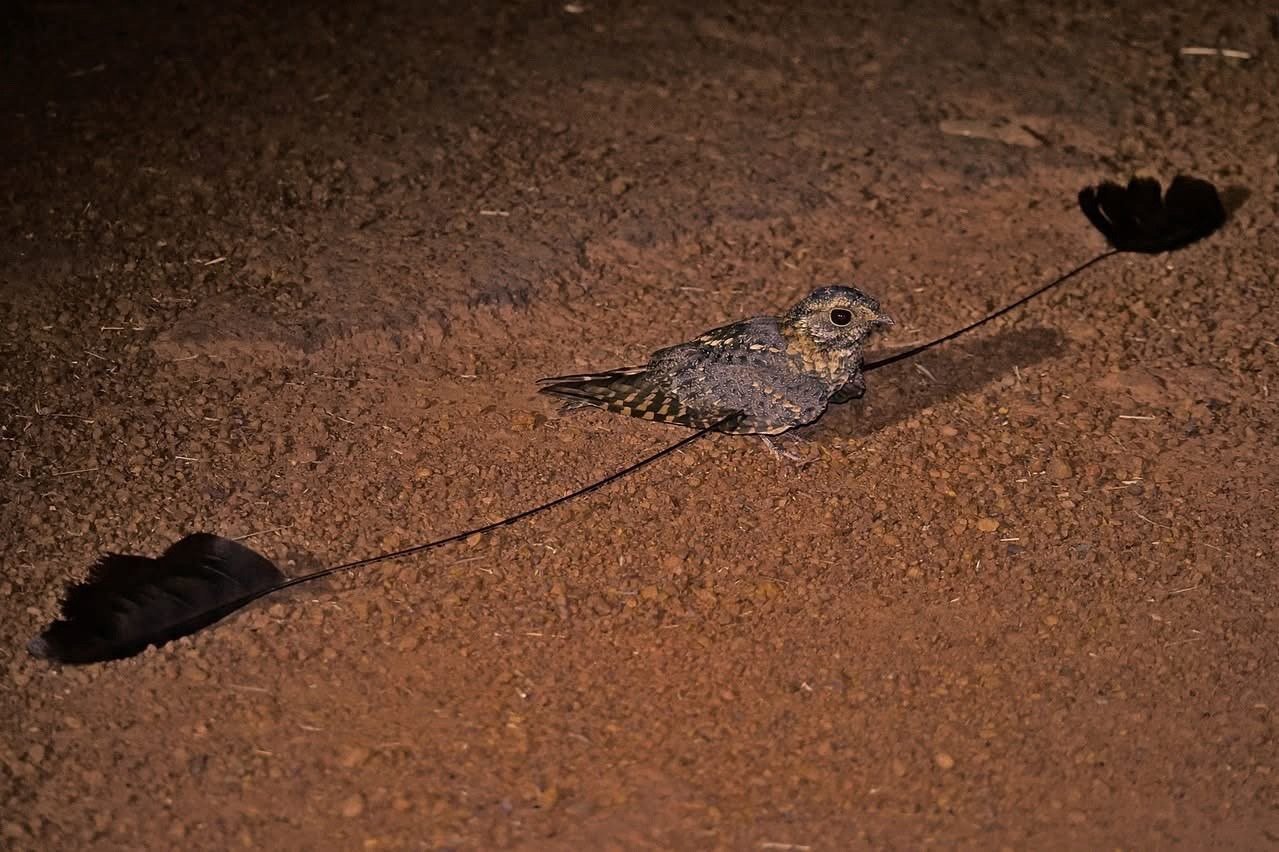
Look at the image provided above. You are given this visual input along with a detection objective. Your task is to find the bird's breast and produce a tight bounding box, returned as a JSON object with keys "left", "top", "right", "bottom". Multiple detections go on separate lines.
{"left": 781, "top": 335, "right": 857, "bottom": 386}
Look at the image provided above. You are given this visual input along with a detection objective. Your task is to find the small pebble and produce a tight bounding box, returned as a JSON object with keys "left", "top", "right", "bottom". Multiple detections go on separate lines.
{"left": 340, "top": 794, "right": 366, "bottom": 818}
{"left": 337, "top": 746, "right": 371, "bottom": 769}
{"left": 1047, "top": 459, "right": 1073, "bottom": 479}
{"left": 976, "top": 517, "right": 1000, "bottom": 532}
{"left": 934, "top": 752, "right": 955, "bottom": 770}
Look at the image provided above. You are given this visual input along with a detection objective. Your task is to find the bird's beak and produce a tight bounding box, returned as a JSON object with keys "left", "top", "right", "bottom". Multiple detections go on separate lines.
{"left": 875, "top": 311, "right": 894, "bottom": 328}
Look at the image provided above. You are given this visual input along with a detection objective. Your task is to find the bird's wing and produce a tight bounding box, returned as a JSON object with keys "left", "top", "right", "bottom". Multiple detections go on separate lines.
{"left": 536, "top": 318, "right": 778, "bottom": 429}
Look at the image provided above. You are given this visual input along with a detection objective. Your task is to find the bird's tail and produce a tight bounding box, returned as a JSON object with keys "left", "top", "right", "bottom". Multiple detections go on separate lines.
{"left": 537, "top": 366, "right": 651, "bottom": 410}
{"left": 537, "top": 367, "right": 713, "bottom": 427}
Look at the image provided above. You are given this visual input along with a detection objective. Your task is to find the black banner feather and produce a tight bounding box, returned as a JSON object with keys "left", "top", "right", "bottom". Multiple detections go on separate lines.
{"left": 28, "top": 534, "right": 284, "bottom": 664}
{"left": 1077, "top": 175, "right": 1226, "bottom": 254}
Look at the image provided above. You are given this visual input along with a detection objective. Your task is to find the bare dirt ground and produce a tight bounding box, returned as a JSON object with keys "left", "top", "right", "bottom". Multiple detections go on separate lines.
{"left": 3, "top": 0, "right": 1278, "bottom": 848}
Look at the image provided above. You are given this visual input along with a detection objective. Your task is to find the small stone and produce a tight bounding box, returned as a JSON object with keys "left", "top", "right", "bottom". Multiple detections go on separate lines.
{"left": 337, "top": 746, "right": 371, "bottom": 769}
{"left": 976, "top": 517, "right": 1000, "bottom": 533}
{"left": 934, "top": 752, "right": 955, "bottom": 770}
{"left": 753, "top": 580, "right": 781, "bottom": 600}
{"left": 1047, "top": 459, "right": 1073, "bottom": 479}
{"left": 537, "top": 785, "right": 560, "bottom": 810}
{"left": 340, "top": 794, "right": 366, "bottom": 818}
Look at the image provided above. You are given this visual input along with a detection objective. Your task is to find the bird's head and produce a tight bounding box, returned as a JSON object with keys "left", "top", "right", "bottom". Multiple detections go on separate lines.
{"left": 782, "top": 286, "right": 893, "bottom": 351}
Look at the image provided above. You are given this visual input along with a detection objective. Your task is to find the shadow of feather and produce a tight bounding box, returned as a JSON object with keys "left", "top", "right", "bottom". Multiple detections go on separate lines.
{"left": 1221, "top": 184, "right": 1250, "bottom": 218}
{"left": 811, "top": 324, "right": 1066, "bottom": 439}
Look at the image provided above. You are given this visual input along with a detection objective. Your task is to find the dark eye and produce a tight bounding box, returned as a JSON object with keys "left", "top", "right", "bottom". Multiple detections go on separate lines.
{"left": 830, "top": 308, "right": 853, "bottom": 326}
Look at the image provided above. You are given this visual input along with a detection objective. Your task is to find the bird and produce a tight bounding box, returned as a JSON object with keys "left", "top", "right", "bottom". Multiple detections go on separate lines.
{"left": 538, "top": 286, "right": 893, "bottom": 435}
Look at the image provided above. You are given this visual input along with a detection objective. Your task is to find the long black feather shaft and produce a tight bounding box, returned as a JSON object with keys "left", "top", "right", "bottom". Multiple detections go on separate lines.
{"left": 867, "top": 174, "right": 1226, "bottom": 372}
{"left": 863, "top": 249, "right": 1118, "bottom": 372}
{"left": 267, "top": 411, "right": 741, "bottom": 592}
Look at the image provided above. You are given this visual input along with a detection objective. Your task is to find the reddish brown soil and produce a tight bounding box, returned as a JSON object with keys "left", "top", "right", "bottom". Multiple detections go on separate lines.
{"left": 3, "top": 1, "right": 1278, "bottom": 848}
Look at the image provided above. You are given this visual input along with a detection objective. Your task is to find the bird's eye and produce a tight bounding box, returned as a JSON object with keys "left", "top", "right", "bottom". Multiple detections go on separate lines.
{"left": 830, "top": 308, "right": 853, "bottom": 326}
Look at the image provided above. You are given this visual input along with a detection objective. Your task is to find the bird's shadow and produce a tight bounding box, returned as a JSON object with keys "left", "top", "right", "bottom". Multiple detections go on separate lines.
{"left": 805, "top": 324, "right": 1066, "bottom": 440}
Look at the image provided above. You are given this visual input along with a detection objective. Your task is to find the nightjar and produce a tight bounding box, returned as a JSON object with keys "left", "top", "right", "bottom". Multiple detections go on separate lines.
{"left": 538, "top": 286, "right": 893, "bottom": 435}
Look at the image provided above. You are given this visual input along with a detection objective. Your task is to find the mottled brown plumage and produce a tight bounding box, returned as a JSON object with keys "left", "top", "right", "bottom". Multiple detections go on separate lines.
{"left": 538, "top": 287, "right": 893, "bottom": 435}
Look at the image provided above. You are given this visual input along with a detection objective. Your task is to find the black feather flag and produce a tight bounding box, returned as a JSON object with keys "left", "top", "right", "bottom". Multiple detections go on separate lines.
{"left": 28, "top": 534, "right": 284, "bottom": 664}
{"left": 1077, "top": 175, "right": 1226, "bottom": 253}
